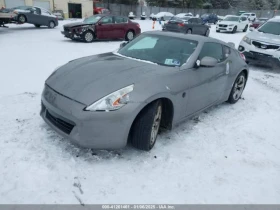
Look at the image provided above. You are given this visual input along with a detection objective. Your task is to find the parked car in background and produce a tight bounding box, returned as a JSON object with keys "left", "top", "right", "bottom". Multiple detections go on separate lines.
{"left": 0, "top": 7, "right": 17, "bottom": 27}
{"left": 241, "top": 13, "right": 256, "bottom": 21}
{"left": 140, "top": 12, "right": 147, "bottom": 20}
{"left": 149, "top": 13, "right": 155, "bottom": 20}
{"left": 61, "top": 14, "right": 141, "bottom": 43}
{"left": 128, "top": 12, "right": 136, "bottom": 19}
{"left": 217, "top": 15, "right": 224, "bottom": 21}
{"left": 53, "top": 10, "right": 64, "bottom": 20}
{"left": 93, "top": 0, "right": 109, "bottom": 14}
{"left": 250, "top": 17, "right": 269, "bottom": 28}
{"left": 41, "top": 31, "right": 248, "bottom": 151}
{"left": 238, "top": 18, "right": 280, "bottom": 68}
{"left": 163, "top": 16, "right": 210, "bottom": 36}
{"left": 152, "top": 12, "right": 174, "bottom": 21}
{"left": 216, "top": 15, "right": 249, "bottom": 33}
{"left": 175, "top": 13, "right": 193, "bottom": 18}
{"left": 201, "top": 13, "right": 218, "bottom": 24}
{"left": 9, "top": 6, "right": 58, "bottom": 28}
{"left": 237, "top": 11, "right": 247, "bottom": 16}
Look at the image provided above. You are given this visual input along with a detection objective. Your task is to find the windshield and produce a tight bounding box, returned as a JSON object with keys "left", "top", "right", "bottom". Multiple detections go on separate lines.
{"left": 258, "top": 21, "right": 280, "bottom": 35}
{"left": 83, "top": 15, "right": 102, "bottom": 24}
{"left": 117, "top": 34, "right": 198, "bottom": 67}
{"left": 201, "top": 14, "right": 209, "bottom": 18}
{"left": 224, "top": 16, "right": 239, "bottom": 21}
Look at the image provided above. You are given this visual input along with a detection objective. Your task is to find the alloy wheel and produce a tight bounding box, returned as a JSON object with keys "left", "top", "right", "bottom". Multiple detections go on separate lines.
{"left": 127, "top": 31, "right": 134, "bottom": 40}
{"left": 233, "top": 75, "right": 246, "bottom": 100}
{"left": 150, "top": 105, "right": 162, "bottom": 146}
{"left": 85, "top": 32, "right": 93, "bottom": 42}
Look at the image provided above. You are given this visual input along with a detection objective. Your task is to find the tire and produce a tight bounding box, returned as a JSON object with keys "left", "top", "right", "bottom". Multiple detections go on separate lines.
{"left": 243, "top": 24, "right": 248, "bottom": 32}
{"left": 48, "top": 21, "right": 55, "bottom": 29}
{"left": 232, "top": 26, "right": 237, "bottom": 33}
{"left": 227, "top": 72, "right": 247, "bottom": 104}
{"left": 186, "top": 29, "right": 192, "bottom": 34}
{"left": 83, "top": 31, "right": 94, "bottom": 43}
{"left": 34, "top": 24, "right": 41, "bottom": 28}
{"left": 18, "top": 15, "right": 26, "bottom": 23}
{"left": 130, "top": 100, "right": 162, "bottom": 151}
{"left": 205, "top": 29, "right": 210, "bottom": 36}
{"left": 125, "top": 30, "right": 134, "bottom": 41}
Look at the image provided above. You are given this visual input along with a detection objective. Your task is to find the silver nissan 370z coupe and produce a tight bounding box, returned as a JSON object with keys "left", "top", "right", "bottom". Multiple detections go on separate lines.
{"left": 41, "top": 31, "right": 249, "bottom": 151}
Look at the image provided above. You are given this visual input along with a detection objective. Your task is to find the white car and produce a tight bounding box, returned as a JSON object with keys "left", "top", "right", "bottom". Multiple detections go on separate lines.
{"left": 216, "top": 15, "right": 249, "bottom": 33}
{"left": 175, "top": 13, "right": 193, "bottom": 18}
{"left": 140, "top": 12, "right": 147, "bottom": 20}
{"left": 241, "top": 13, "right": 256, "bottom": 22}
{"left": 153, "top": 12, "right": 174, "bottom": 21}
{"left": 238, "top": 18, "right": 280, "bottom": 68}
{"left": 128, "top": 12, "right": 136, "bottom": 19}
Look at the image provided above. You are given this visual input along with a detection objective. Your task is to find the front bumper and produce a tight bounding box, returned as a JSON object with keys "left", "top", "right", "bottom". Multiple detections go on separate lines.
{"left": 238, "top": 40, "right": 280, "bottom": 67}
{"left": 216, "top": 25, "right": 235, "bottom": 32}
{"left": 61, "top": 30, "right": 82, "bottom": 39}
{"left": 40, "top": 85, "right": 139, "bottom": 149}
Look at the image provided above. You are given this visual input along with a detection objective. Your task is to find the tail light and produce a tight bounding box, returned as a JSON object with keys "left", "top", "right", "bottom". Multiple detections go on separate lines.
{"left": 136, "top": 24, "right": 140, "bottom": 28}
{"left": 178, "top": 23, "right": 184, "bottom": 27}
{"left": 240, "top": 53, "right": 246, "bottom": 61}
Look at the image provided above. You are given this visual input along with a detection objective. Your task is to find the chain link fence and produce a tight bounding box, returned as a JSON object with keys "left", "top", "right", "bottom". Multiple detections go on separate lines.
{"left": 108, "top": 3, "right": 279, "bottom": 19}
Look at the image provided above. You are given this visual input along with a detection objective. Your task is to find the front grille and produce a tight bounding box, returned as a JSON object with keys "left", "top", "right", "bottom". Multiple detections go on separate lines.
{"left": 64, "top": 27, "right": 70, "bottom": 32}
{"left": 46, "top": 110, "right": 75, "bottom": 134}
{"left": 252, "top": 41, "right": 280, "bottom": 50}
{"left": 249, "top": 51, "right": 272, "bottom": 58}
{"left": 219, "top": 24, "right": 227, "bottom": 27}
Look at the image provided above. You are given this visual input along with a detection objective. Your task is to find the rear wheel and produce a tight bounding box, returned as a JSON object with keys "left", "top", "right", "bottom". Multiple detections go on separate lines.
{"left": 186, "top": 29, "right": 192, "bottom": 34}
{"left": 18, "top": 15, "right": 26, "bottom": 23}
{"left": 228, "top": 72, "right": 247, "bottom": 104}
{"left": 48, "top": 21, "right": 55, "bottom": 29}
{"left": 83, "top": 31, "right": 94, "bottom": 43}
{"left": 125, "top": 30, "right": 134, "bottom": 41}
{"left": 205, "top": 29, "right": 210, "bottom": 36}
{"left": 243, "top": 24, "right": 248, "bottom": 32}
{"left": 130, "top": 100, "right": 162, "bottom": 151}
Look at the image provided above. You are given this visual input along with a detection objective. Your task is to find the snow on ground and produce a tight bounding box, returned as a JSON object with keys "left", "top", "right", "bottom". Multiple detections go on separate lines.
{"left": 0, "top": 19, "right": 280, "bottom": 204}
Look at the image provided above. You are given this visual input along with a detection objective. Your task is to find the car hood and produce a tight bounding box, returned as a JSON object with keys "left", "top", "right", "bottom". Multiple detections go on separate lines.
{"left": 63, "top": 22, "right": 92, "bottom": 28}
{"left": 247, "top": 31, "right": 280, "bottom": 43}
{"left": 218, "top": 20, "right": 239, "bottom": 25}
{"left": 46, "top": 53, "right": 171, "bottom": 105}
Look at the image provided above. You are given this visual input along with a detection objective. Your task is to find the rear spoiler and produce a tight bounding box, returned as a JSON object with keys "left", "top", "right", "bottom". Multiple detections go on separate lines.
{"left": 228, "top": 42, "right": 235, "bottom": 48}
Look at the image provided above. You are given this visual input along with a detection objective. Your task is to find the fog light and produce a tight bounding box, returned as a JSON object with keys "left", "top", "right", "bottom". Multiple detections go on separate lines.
{"left": 238, "top": 46, "right": 245, "bottom": 51}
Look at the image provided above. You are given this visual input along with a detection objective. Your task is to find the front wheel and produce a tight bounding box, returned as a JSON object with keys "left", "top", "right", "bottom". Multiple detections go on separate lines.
{"left": 232, "top": 26, "right": 237, "bottom": 33}
{"left": 83, "top": 31, "right": 94, "bottom": 43}
{"left": 243, "top": 24, "right": 248, "bottom": 32}
{"left": 18, "top": 15, "right": 26, "bottom": 23}
{"left": 227, "top": 72, "right": 247, "bottom": 104}
{"left": 186, "top": 29, "right": 192, "bottom": 34}
{"left": 130, "top": 101, "right": 162, "bottom": 151}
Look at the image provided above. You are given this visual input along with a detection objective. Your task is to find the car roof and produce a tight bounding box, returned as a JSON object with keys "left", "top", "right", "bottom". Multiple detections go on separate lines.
{"left": 226, "top": 15, "right": 239, "bottom": 17}
{"left": 142, "top": 31, "right": 228, "bottom": 45}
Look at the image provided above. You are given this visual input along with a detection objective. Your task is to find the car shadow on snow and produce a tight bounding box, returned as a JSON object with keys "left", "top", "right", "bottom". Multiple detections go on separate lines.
{"left": 249, "top": 64, "right": 280, "bottom": 74}
{"left": 62, "top": 39, "right": 125, "bottom": 44}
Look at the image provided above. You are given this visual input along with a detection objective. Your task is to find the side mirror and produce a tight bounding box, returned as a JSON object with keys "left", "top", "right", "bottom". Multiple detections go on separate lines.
{"left": 119, "top": 41, "right": 128, "bottom": 48}
{"left": 200, "top": 56, "right": 218, "bottom": 67}
{"left": 98, "top": 22, "right": 102, "bottom": 26}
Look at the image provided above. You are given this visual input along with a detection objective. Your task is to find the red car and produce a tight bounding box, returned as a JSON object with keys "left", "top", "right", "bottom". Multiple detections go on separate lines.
{"left": 93, "top": 0, "right": 109, "bottom": 15}
{"left": 250, "top": 17, "right": 269, "bottom": 28}
{"left": 61, "top": 14, "right": 141, "bottom": 43}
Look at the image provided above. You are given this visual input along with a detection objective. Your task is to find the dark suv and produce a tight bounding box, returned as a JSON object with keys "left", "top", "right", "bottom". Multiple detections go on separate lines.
{"left": 201, "top": 13, "right": 218, "bottom": 24}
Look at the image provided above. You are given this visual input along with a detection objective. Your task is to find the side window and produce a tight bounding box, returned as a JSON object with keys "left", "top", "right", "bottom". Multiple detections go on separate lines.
{"left": 197, "top": 18, "right": 202, "bottom": 24}
{"left": 188, "top": 18, "right": 194, "bottom": 23}
{"left": 34, "top": 8, "right": 41, "bottom": 15}
{"left": 100, "top": 16, "right": 113, "bottom": 24}
{"left": 192, "top": 18, "right": 198, "bottom": 24}
{"left": 199, "top": 42, "right": 224, "bottom": 62}
{"left": 223, "top": 45, "right": 231, "bottom": 59}
{"left": 114, "top": 16, "right": 127, "bottom": 23}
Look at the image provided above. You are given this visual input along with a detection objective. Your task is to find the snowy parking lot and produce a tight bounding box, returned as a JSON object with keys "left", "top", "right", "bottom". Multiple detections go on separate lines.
{"left": 0, "top": 19, "right": 280, "bottom": 204}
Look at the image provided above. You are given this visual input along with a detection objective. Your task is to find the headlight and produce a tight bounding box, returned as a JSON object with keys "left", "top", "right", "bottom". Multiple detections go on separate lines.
{"left": 243, "top": 36, "right": 251, "bottom": 45}
{"left": 85, "top": 84, "right": 134, "bottom": 111}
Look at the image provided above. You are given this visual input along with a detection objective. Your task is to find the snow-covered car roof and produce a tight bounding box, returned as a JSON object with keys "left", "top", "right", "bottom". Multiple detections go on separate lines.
{"left": 175, "top": 13, "right": 193, "bottom": 18}
{"left": 154, "top": 12, "right": 174, "bottom": 17}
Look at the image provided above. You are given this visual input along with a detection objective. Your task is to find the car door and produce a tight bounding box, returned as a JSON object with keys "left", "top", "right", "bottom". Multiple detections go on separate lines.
{"left": 31, "top": 7, "right": 45, "bottom": 25}
{"left": 113, "top": 16, "right": 127, "bottom": 39}
{"left": 185, "top": 42, "right": 228, "bottom": 116}
{"left": 238, "top": 16, "right": 247, "bottom": 30}
{"left": 95, "top": 16, "right": 115, "bottom": 39}
{"left": 195, "top": 18, "right": 206, "bottom": 35}
{"left": 39, "top": 8, "right": 53, "bottom": 26}
{"left": 187, "top": 18, "right": 196, "bottom": 33}
{"left": 23, "top": 7, "right": 39, "bottom": 24}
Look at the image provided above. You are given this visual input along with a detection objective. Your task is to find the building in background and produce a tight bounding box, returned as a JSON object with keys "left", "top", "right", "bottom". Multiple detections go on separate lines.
{"left": 0, "top": 0, "right": 94, "bottom": 18}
